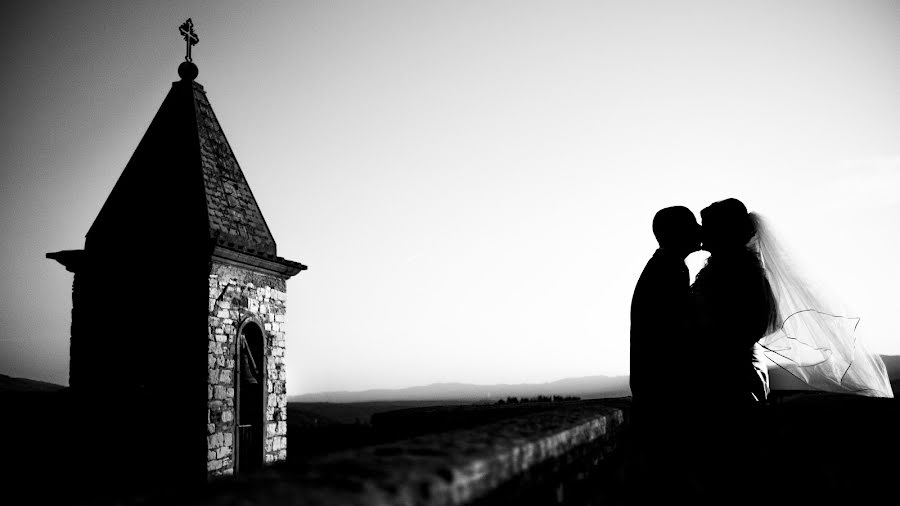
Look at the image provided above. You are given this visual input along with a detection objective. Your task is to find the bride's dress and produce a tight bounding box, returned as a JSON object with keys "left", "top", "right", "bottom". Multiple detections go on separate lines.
{"left": 691, "top": 248, "right": 777, "bottom": 402}
{"left": 751, "top": 214, "right": 893, "bottom": 398}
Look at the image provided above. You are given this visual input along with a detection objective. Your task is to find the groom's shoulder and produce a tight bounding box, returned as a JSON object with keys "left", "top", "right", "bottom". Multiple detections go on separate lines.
{"left": 636, "top": 252, "right": 683, "bottom": 287}
{"left": 646, "top": 249, "right": 683, "bottom": 271}
{"left": 637, "top": 252, "right": 663, "bottom": 278}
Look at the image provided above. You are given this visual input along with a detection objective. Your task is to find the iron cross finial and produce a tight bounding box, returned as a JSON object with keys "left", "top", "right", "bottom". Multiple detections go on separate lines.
{"left": 179, "top": 18, "right": 199, "bottom": 62}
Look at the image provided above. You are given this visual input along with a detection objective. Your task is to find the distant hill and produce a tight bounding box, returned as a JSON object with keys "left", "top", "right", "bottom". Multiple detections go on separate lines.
{"left": 769, "top": 354, "right": 899, "bottom": 393}
{"left": 0, "top": 374, "right": 65, "bottom": 393}
{"left": 291, "top": 355, "right": 900, "bottom": 403}
{"left": 880, "top": 355, "right": 900, "bottom": 380}
{"left": 289, "top": 375, "right": 630, "bottom": 403}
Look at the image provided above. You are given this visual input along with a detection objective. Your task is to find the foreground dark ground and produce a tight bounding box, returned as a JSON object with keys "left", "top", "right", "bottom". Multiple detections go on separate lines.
{"left": 1, "top": 388, "right": 897, "bottom": 505}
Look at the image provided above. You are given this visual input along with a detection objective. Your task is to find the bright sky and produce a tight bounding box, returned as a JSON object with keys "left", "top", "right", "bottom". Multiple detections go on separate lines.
{"left": 2, "top": 1, "right": 898, "bottom": 394}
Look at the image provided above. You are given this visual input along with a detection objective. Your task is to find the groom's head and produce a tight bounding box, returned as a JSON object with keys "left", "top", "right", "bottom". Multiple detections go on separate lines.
{"left": 653, "top": 206, "right": 701, "bottom": 257}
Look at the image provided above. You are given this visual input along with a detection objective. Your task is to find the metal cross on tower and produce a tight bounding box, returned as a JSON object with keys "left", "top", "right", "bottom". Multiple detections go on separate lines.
{"left": 179, "top": 18, "right": 199, "bottom": 62}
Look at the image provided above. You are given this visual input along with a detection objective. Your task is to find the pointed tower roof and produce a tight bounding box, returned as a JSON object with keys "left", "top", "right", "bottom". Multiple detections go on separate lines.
{"left": 193, "top": 76, "right": 277, "bottom": 255}
{"left": 80, "top": 56, "right": 304, "bottom": 276}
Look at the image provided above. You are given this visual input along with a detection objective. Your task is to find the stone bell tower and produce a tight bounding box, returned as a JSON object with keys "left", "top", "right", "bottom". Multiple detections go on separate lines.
{"left": 47, "top": 19, "right": 305, "bottom": 483}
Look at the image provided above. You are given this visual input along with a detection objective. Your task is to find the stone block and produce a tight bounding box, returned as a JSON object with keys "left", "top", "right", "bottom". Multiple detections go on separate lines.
{"left": 226, "top": 387, "right": 235, "bottom": 398}
{"left": 265, "top": 454, "right": 275, "bottom": 464}
{"left": 209, "top": 369, "right": 219, "bottom": 385}
{"left": 274, "top": 314, "right": 285, "bottom": 323}
{"left": 216, "top": 309, "right": 229, "bottom": 319}
{"left": 207, "top": 386, "right": 213, "bottom": 399}
{"left": 207, "top": 459, "right": 223, "bottom": 472}
{"left": 224, "top": 432, "right": 233, "bottom": 447}
{"left": 208, "top": 432, "right": 224, "bottom": 449}
{"left": 222, "top": 410, "right": 233, "bottom": 423}
{"left": 216, "top": 446, "right": 231, "bottom": 459}
{"left": 218, "top": 301, "right": 231, "bottom": 310}
{"left": 207, "top": 451, "right": 216, "bottom": 461}
{"left": 277, "top": 421, "right": 287, "bottom": 435}
{"left": 208, "top": 423, "right": 216, "bottom": 434}
{"left": 214, "top": 386, "right": 226, "bottom": 400}
{"left": 215, "top": 333, "right": 227, "bottom": 343}
{"left": 267, "top": 423, "right": 276, "bottom": 437}
{"left": 219, "top": 370, "right": 232, "bottom": 383}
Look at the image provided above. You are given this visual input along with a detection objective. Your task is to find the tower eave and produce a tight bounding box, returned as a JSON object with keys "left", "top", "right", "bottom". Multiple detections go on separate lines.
{"left": 47, "top": 249, "right": 86, "bottom": 273}
{"left": 211, "top": 243, "right": 306, "bottom": 279}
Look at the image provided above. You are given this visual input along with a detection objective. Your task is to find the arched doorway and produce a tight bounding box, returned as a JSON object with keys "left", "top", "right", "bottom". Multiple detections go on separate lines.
{"left": 235, "top": 320, "right": 264, "bottom": 474}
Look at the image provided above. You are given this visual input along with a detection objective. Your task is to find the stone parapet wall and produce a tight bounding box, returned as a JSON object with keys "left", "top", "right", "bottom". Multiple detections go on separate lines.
{"left": 196, "top": 402, "right": 625, "bottom": 505}
{"left": 207, "top": 261, "right": 289, "bottom": 477}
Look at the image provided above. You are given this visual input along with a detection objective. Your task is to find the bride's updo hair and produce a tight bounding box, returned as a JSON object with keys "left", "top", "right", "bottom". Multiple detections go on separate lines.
{"left": 700, "top": 198, "right": 756, "bottom": 250}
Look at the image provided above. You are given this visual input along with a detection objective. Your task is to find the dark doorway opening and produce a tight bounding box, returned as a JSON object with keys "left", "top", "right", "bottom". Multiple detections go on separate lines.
{"left": 235, "top": 321, "right": 264, "bottom": 475}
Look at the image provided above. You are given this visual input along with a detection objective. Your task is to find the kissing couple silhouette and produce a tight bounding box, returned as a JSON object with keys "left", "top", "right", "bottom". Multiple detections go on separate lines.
{"left": 627, "top": 197, "right": 892, "bottom": 504}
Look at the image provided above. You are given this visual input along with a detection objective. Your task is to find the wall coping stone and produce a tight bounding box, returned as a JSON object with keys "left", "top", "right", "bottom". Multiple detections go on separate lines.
{"left": 195, "top": 401, "right": 624, "bottom": 505}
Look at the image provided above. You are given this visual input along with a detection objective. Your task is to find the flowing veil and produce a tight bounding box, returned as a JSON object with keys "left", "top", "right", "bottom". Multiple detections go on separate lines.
{"left": 751, "top": 213, "right": 893, "bottom": 398}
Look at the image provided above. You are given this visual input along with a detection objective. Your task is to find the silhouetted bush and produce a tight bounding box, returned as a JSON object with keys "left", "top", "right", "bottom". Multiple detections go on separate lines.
{"left": 495, "top": 395, "right": 580, "bottom": 405}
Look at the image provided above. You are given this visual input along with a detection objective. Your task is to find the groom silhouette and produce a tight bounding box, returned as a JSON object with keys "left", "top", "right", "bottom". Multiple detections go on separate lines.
{"left": 628, "top": 205, "right": 700, "bottom": 503}
{"left": 630, "top": 206, "right": 700, "bottom": 405}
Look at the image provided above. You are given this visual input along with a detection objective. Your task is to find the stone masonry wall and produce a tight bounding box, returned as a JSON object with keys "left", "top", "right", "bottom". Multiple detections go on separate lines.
{"left": 207, "top": 261, "right": 289, "bottom": 477}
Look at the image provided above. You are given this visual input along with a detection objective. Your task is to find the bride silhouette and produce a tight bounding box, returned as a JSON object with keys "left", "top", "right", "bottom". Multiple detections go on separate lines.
{"left": 686, "top": 198, "right": 893, "bottom": 504}
{"left": 692, "top": 198, "right": 777, "bottom": 404}
{"left": 694, "top": 198, "right": 893, "bottom": 400}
